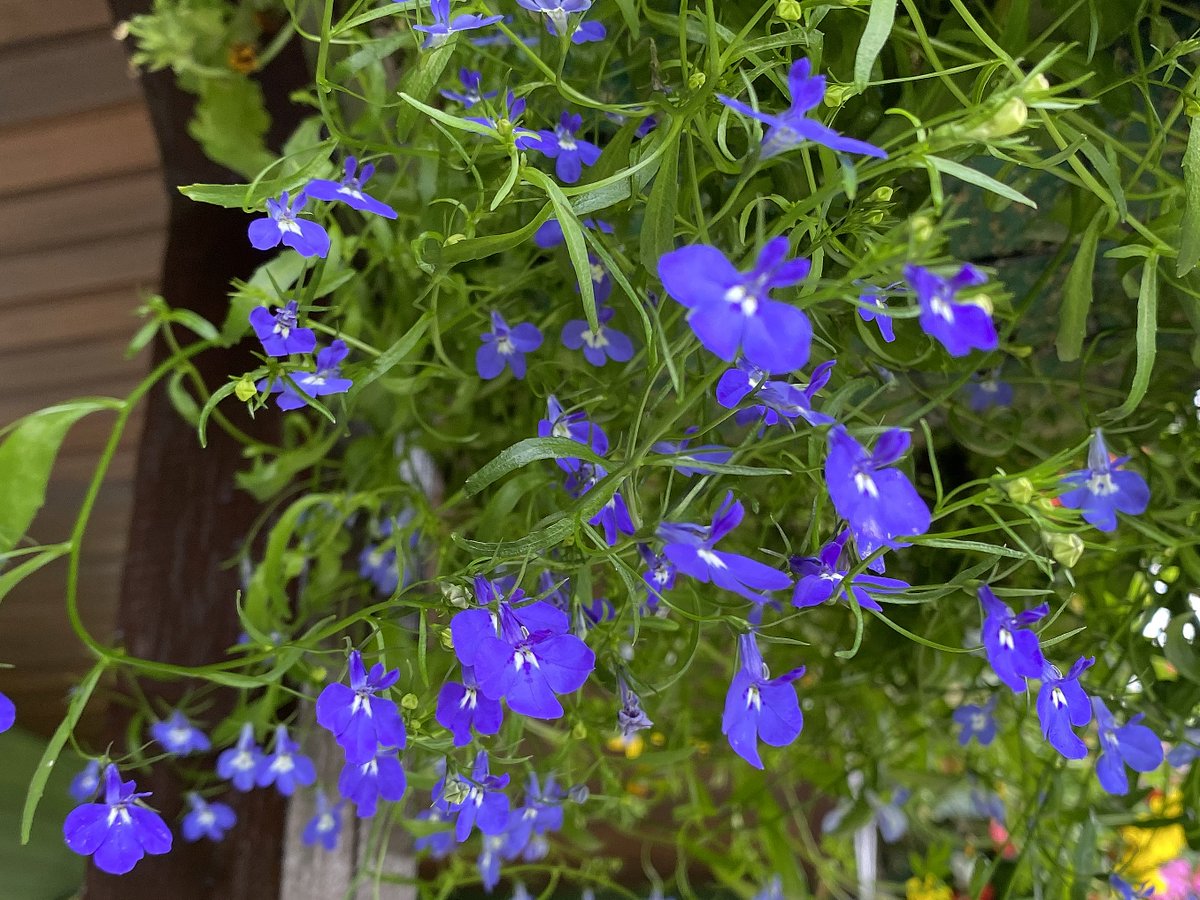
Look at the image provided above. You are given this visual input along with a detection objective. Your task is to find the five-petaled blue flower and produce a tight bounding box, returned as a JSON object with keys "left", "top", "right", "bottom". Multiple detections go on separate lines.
{"left": 638, "top": 543, "right": 676, "bottom": 611}
{"left": 825, "top": 426, "right": 931, "bottom": 556}
{"left": 717, "top": 359, "right": 835, "bottom": 428}
{"left": 316, "top": 649, "right": 407, "bottom": 764}
{"left": 412, "top": 0, "right": 503, "bottom": 48}
{"left": 503, "top": 773, "right": 564, "bottom": 860}
{"left": 217, "top": 722, "right": 264, "bottom": 792}
{"left": 529, "top": 112, "right": 602, "bottom": 184}
{"left": 516, "top": 0, "right": 593, "bottom": 37}
{"left": 537, "top": 394, "right": 608, "bottom": 472}
{"left": 858, "top": 285, "right": 898, "bottom": 342}
{"left": 658, "top": 237, "right": 814, "bottom": 374}
{"left": 722, "top": 631, "right": 805, "bottom": 768}
{"left": 561, "top": 305, "right": 633, "bottom": 366}
{"left": 304, "top": 157, "right": 397, "bottom": 219}
{"left": 1036, "top": 656, "right": 1094, "bottom": 759}
{"left": 546, "top": 17, "right": 605, "bottom": 43}
{"left": 150, "top": 709, "right": 211, "bottom": 756}
{"left": 466, "top": 92, "right": 540, "bottom": 148}
{"left": 63, "top": 764, "right": 172, "bottom": 875}
{"left": 250, "top": 300, "right": 317, "bottom": 358}
{"left": 441, "top": 68, "right": 497, "bottom": 107}
{"left": 533, "top": 216, "right": 612, "bottom": 249}
{"left": 434, "top": 750, "right": 511, "bottom": 842}
{"left": 256, "top": 724, "right": 317, "bottom": 796}
{"left": 338, "top": 748, "right": 407, "bottom": 817}
{"left": 719, "top": 58, "right": 888, "bottom": 160}
{"left": 952, "top": 696, "right": 998, "bottom": 746}
{"left": 789, "top": 529, "right": 909, "bottom": 612}
{"left": 567, "top": 464, "right": 635, "bottom": 547}
{"left": 477, "top": 310, "right": 543, "bottom": 380}
{"left": 903, "top": 263, "right": 998, "bottom": 357}
{"left": 260, "top": 340, "right": 354, "bottom": 411}
{"left": 437, "top": 665, "right": 504, "bottom": 747}
{"left": 978, "top": 585, "right": 1047, "bottom": 693}
{"left": 248, "top": 191, "right": 331, "bottom": 259}
{"left": 181, "top": 792, "right": 237, "bottom": 842}
{"left": 302, "top": 789, "right": 344, "bottom": 850}
{"left": 965, "top": 372, "right": 1013, "bottom": 411}
{"left": 1058, "top": 429, "right": 1150, "bottom": 532}
{"left": 70, "top": 759, "right": 102, "bottom": 802}
{"left": 1093, "top": 697, "right": 1163, "bottom": 795}
{"left": 413, "top": 807, "right": 456, "bottom": 859}
{"left": 617, "top": 674, "right": 654, "bottom": 738}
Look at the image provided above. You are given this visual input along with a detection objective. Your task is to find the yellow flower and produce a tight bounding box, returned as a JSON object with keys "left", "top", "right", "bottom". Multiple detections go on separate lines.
{"left": 605, "top": 734, "right": 644, "bottom": 759}
{"left": 1119, "top": 791, "right": 1187, "bottom": 891}
{"left": 906, "top": 874, "right": 953, "bottom": 900}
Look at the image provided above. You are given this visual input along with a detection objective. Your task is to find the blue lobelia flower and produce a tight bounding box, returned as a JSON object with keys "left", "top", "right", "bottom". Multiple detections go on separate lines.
{"left": 338, "top": 748, "right": 407, "bottom": 818}
{"left": 825, "top": 426, "right": 931, "bottom": 556}
{"left": 659, "top": 237, "right": 813, "bottom": 374}
{"left": 1167, "top": 728, "right": 1200, "bottom": 768}
{"left": 63, "top": 765, "right": 172, "bottom": 875}
{"left": 0, "top": 691, "right": 12, "bottom": 732}
{"left": 302, "top": 789, "right": 344, "bottom": 850}
{"left": 903, "top": 263, "right": 998, "bottom": 357}
{"left": 511, "top": 883, "right": 535, "bottom": 900}
{"left": 503, "top": 773, "right": 564, "bottom": 860}
{"left": 1058, "top": 429, "right": 1150, "bottom": 532}
{"left": 651, "top": 428, "right": 732, "bottom": 477}
{"left": 965, "top": 372, "right": 1013, "bottom": 412}
{"left": 249, "top": 300, "right": 317, "bottom": 358}
{"left": 260, "top": 340, "right": 354, "bottom": 411}
{"left": 248, "top": 191, "right": 330, "bottom": 259}
{"left": 1109, "top": 874, "right": 1157, "bottom": 900}
{"left": 529, "top": 112, "right": 602, "bottom": 184}
{"left": 537, "top": 395, "right": 608, "bottom": 472}
{"left": 477, "top": 834, "right": 506, "bottom": 891}
{"left": 441, "top": 68, "right": 498, "bottom": 108}
{"left": 562, "top": 460, "right": 635, "bottom": 546}
{"left": 638, "top": 544, "right": 676, "bottom": 611}
{"left": 411, "top": 0, "right": 503, "bottom": 47}
{"left": 1036, "top": 656, "right": 1095, "bottom": 759}
{"left": 466, "top": 91, "right": 540, "bottom": 148}
{"left": 719, "top": 58, "right": 888, "bottom": 160}
{"left": 561, "top": 305, "right": 633, "bottom": 366}
{"left": 753, "top": 876, "right": 784, "bottom": 900}
{"left": 659, "top": 491, "right": 792, "bottom": 605}
{"left": 718, "top": 359, "right": 835, "bottom": 429}
{"left": 722, "top": 632, "right": 805, "bottom": 769}
{"left": 437, "top": 665, "right": 504, "bottom": 747}
{"left": 617, "top": 674, "right": 654, "bottom": 738}
{"left": 533, "top": 216, "right": 612, "bottom": 249}
{"left": 316, "top": 649, "right": 407, "bottom": 764}
{"left": 150, "top": 709, "right": 211, "bottom": 756}
{"left": 434, "top": 750, "right": 511, "bottom": 842}
{"left": 477, "top": 310, "right": 543, "bottom": 380}
{"left": 516, "top": 0, "right": 593, "bottom": 37}
{"left": 181, "top": 792, "right": 237, "bottom": 842}
{"left": 789, "top": 529, "right": 908, "bottom": 612}
{"left": 217, "top": 723, "right": 264, "bottom": 792}
{"left": 413, "top": 807, "right": 455, "bottom": 859}
{"left": 548, "top": 18, "right": 605, "bottom": 43}
{"left": 359, "top": 542, "right": 400, "bottom": 596}
{"left": 952, "top": 696, "right": 998, "bottom": 746}
{"left": 256, "top": 725, "right": 317, "bottom": 796}
{"left": 69, "top": 760, "right": 102, "bottom": 802}
{"left": 304, "top": 157, "right": 397, "bottom": 219}
{"left": 857, "top": 284, "right": 898, "bottom": 342}
{"left": 1093, "top": 697, "right": 1163, "bottom": 795}
{"left": 978, "top": 585, "right": 1048, "bottom": 693}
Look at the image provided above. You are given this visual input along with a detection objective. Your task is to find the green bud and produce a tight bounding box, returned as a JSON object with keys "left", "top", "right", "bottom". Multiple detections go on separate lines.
{"left": 441, "top": 776, "right": 470, "bottom": 806}
{"left": 444, "top": 233, "right": 466, "bottom": 246}
{"left": 572, "top": 721, "right": 588, "bottom": 740}
{"left": 438, "top": 627, "right": 455, "bottom": 651}
{"left": 400, "top": 692, "right": 419, "bottom": 710}
{"left": 442, "top": 582, "right": 471, "bottom": 608}
{"left": 823, "top": 84, "right": 854, "bottom": 108}
{"left": 310, "top": 666, "right": 328, "bottom": 683}
{"left": 910, "top": 214, "right": 935, "bottom": 243}
{"left": 1187, "top": 98, "right": 1200, "bottom": 119}
{"left": 865, "top": 210, "right": 885, "bottom": 225}
{"left": 1046, "top": 532, "right": 1085, "bottom": 568}
{"left": 776, "top": 0, "right": 803, "bottom": 20}
{"left": 870, "top": 186, "right": 894, "bottom": 202}
{"left": 687, "top": 72, "right": 706, "bottom": 91}
{"left": 1005, "top": 477, "right": 1035, "bottom": 505}
{"left": 234, "top": 376, "right": 258, "bottom": 402}
{"left": 966, "top": 97, "right": 1028, "bottom": 140}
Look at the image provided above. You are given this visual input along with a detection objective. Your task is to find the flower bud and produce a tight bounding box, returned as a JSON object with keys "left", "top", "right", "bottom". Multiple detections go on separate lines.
{"left": 568, "top": 784, "right": 589, "bottom": 804}
{"left": 444, "top": 233, "right": 466, "bottom": 246}
{"left": 687, "top": 72, "right": 706, "bottom": 91}
{"left": 1047, "top": 532, "right": 1085, "bottom": 568}
{"left": 442, "top": 582, "right": 470, "bottom": 608}
{"left": 966, "top": 97, "right": 1028, "bottom": 140}
{"left": 776, "top": 0, "right": 803, "bottom": 21}
{"left": 866, "top": 210, "right": 885, "bottom": 225}
{"left": 823, "top": 84, "right": 854, "bottom": 108}
{"left": 400, "top": 692, "right": 419, "bottom": 710}
{"left": 910, "top": 214, "right": 935, "bottom": 243}
{"left": 438, "top": 627, "right": 455, "bottom": 651}
{"left": 1005, "top": 477, "right": 1035, "bottom": 505}
{"left": 870, "top": 186, "right": 894, "bottom": 202}
{"left": 572, "top": 721, "right": 588, "bottom": 740}
{"left": 234, "top": 376, "right": 258, "bottom": 402}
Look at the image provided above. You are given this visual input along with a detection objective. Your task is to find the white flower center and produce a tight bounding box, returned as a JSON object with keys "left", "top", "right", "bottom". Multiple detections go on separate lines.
{"left": 998, "top": 629, "right": 1014, "bottom": 650}
{"left": 197, "top": 809, "right": 216, "bottom": 828}
{"left": 232, "top": 750, "right": 255, "bottom": 771}
{"left": 723, "top": 284, "right": 759, "bottom": 316}
{"left": 317, "top": 813, "right": 336, "bottom": 833}
{"left": 272, "top": 754, "right": 295, "bottom": 774}
{"left": 496, "top": 334, "right": 515, "bottom": 356}
{"left": 459, "top": 687, "right": 479, "bottom": 710}
{"left": 745, "top": 684, "right": 762, "bottom": 712}
{"left": 854, "top": 471, "right": 879, "bottom": 499}
{"left": 168, "top": 726, "right": 192, "bottom": 746}
{"left": 513, "top": 648, "right": 540, "bottom": 672}
{"left": 1087, "top": 472, "right": 1117, "bottom": 495}
{"left": 1051, "top": 686, "right": 1067, "bottom": 709}
{"left": 582, "top": 327, "right": 609, "bottom": 350}
{"left": 336, "top": 186, "right": 365, "bottom": 201}
{"left": 697, "top": 548, "right": 726, "bottom": 570}
{"left": 930, "top": 295, "right": 955, "bottom": 323}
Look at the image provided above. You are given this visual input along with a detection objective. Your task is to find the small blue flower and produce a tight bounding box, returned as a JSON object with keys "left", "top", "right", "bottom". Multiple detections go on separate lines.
{"left": 547, "top": 18, "right": 605, "bottom": 43}
{"left": 466, "top": 92, "right": 541, "bottom": 148}
{"left": 717, "top": 359, "right": 835, "bottom": 428}
{"left": 952, "top": 696, "right": 998, "bottom": 746}
{"left": 413, "top": 807, "right": 455, "bottom": 858}
{"left": 302, "top": 789, "right": 344, "bottom": 850}
{"left": 304, "top": 157, "right": 397, "bottom": 219}
{"left": 529, "top": 112, "right": 602, "bottom": 183}
{"left": 248, "top": 191, "right": 330, "bottom": 258}
{"left": 315, "top": 649, "right": 407, "bottom": 764}
{"left": 789, "top": 529, "right": 908, "bottom": 612}
{"left": 638, "top": 543, "right": 676, "bottom": 610}
{"left": 259, "top": 340, "right": 354, "bottom": 411}
{"left": 979, "top": 585, "right": 1047, "bottom": 693}
{"left": 1093, "top": 697, "right": 1163, "bottom": 795}
{"left": 441, "top": 68, "right": 498, "bottom": 107}
{"left": 537, "top": 395, "right": 608, "bottom": 472}
{"left": 1058, "top": 429, "right": 1150, "bottom": 532}
{"left": 965, "top": 372, "right": 1013, "bottom": 411}
{"left": 503, "top": 773, "right": 564, "bottom": 860}
{"left": 651, "top": 428, "right": 732, "bottom": 477}
{"left": 753, "top": 875, "right": 784, "bottom": 900}
{"left": 181, "top": 792, "right": 237, "bottom": 842}
{"left": 719, "top": 58, "right": 887, "bottom": 160}
{"left": 249, "top": 300, "right": 317, "bottom": 358}
{"left": 338, "top": 748, "right": 407, "bottom": 817}
{"left": 1167, "top": 728, "right": 1200, "bottom": 767}
{"left": 1036, "top": 656, "right": 1094, "bottom": 759}
{"left": 1109, "top": 873, "right": 1157, "bottom": 899}
{"left": 617, "top": 674, "right": 654, "bottom": 738}
{"left": 437, "top": 665, "right": 504, "bottom": 747}
{"left": 589, "top": 489, "right": 635, "bottom": 546}
{"left": 561, "top": 305, "right": 633, "bottom": 366}
{"left": 256, "top": 725, "right": 317, "bottom": 796}
{"left": 722, "top": 631, "right": 805, "bottom": 768}
{"left": 411, "top": 0, "right": 503, "bottom": 48}
{"left": 857, "top": 285, "right": 898, "bottom": 342}
{"left": 903, "top": 263, "right": 998, "bottom": 357}
{"left": 533, "top": 216, "right": 612, "bottom": 249}
{"left": 516, "top": 0, "right": 593, "bottom": 36}
{"left": 150, "top": 709, "right": 211, "bottom": 756}
{"left": 478, "top": 833, "right": 505, "bottom": 891}
{"left": 0, "top": 692, "right": 12, "bottom": 733}
{"left": 217, "top": 723, "right": 264, "bottom": 792}
{"left": 478, "top": 310, "right": 543, "bottom": 379}
{"left": 358, "top": 543, "right": 400, "bottom": 595}
{"left": 434, "top": 750, "right": 511, "bottom": 842}
{"left": 69, "top": 760, "right": 101, "bottom": 802}
{"left": 658, "top": 237, "right": 813, "bottom": 374}
{"left": 63, "top": 765, "right": 172, "bottom": 875}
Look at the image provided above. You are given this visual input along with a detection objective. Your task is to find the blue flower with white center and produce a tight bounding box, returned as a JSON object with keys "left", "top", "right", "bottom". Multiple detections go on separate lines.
{"left": 338, "top": 748, "right": 407, "bottom": 818}
{"left": 217, "top": 723, "right": 264, "bottom": 792}
{"left": 821, "top": 773, "right": 910, "bottom": 843}
{"left": 249, "top": 300, "right": 317, "bottom": 358}
{"left": 150, "top": 709, "right": 211, "bottom": 756}
{"left": 857, "top": 284, "right": 898, "bottom": 342}
{"left": 413, "top": 807, "right": 455, "bottom": 858}
{"left": 248, "top": 190, "right": 330, "bottom": 259}
{"left": 617, "top": 674, "right": 654, "bottom": 738}
{"left": 434, "top": 750, "right": 511, "bottom": 842}
{"left": 979, "top": 585, "right": 1047, "bottom": 693}
{"left": 259, "top": 340, "right": 354, "bottom": 411}
{"left": 301, "top": 789, "right": 344, "bottom": 850}
{"left": 561, "top": 305, "right": 633, "bottom": 367}
{"left": 1036, "top": 656, "right": 1094, "bottom": 759}
{"left": 722, "top": 631, "right": 805, "bottom": 769}
{"left": 63, "top": 765, "right": 172, "bottom": 875}
{"left": 316, "top": 649, "right": 407, "bottom": 764}
{"left": 466, "top": 92, "right": 540, "bottom": 148}
{"left": 789, "top": 529, "right": 908, "bottom": 612}
{"left": 562, "top": 459, "right": 634, "bottom": 546}
{"left": 69, "top": 760, "right": 101, "bottom": 802}
{"left": 304, "top": 157, "right": 397, "bottom": 219}
{"left": 903, "top": 263, "right": 998, "bottom": 357}
{"left": 411, "top": 0, "right": 503, "bottom": 48}
{"left": 477, "top": 833, "right": 505, "bottom": 891}
{"left": 533, "top": 216, "right": 613, "bottom": 249}
{"left": 510, "top": 883, "right": 534, "bottom": 900}
{"left": 358, "top": 542, "right": 399, "bottom": 595}
{"left": 477, "top": 310, "right": 543, "bottom": 380}
{"left": 181, "top": 792, "right": 236, "bottom": 842}
{"left": 651, "top": 428, "right": 732, "bottom": 477}
{"left": 1167, "top": 728, "right": 1200, "bottom": 767}
{"left": 719, "top": 58, "right": 888, "bottom": 160}
{"left": 516, "top": 0, "right": 593, "bottom": 36}
{"left": 658, "top": 236, "right": 814, "bottom": 374}
{"left": 255, "top": 725, "right": 317, "bottom": 796}
{"left": 965, "top": 372, "right": 1013, "bottom": 411}
{"left": 441, "top": 68, "right": 497, "bottom": 108}
{"left": 437, "top": 665, "right": 504, "bottom": 747}
{"left": 952, "top": 696, "right": 998, "bottom": 746}
{"left": 638, "top": 544, "right": 676, "bottom": 611}
{"left": 717, "top": 359, "right": 835, "bottom": 428}
{"left": 503, "top": 773, "right": 564, "bottom": 860}
{"left": 1058, "top": 428, "right": 1150, "bottom": 532}
{"left": 529, "top": 111, "right": 602, "bottom": 183}
{"left": 547, "top": 18, "right": 605, "bottom": 43}
{"left": 753, "top": 876, "right": 784, "bottom": 900}
{"left": 537, "top": 394, "right": 608, "bottom": 472}
{"left": 825, "top": 426, "right": 931, "bottom": 556}
{"left": 1109, "top": 874, "right": 1157, "bottom": 900}
{"left": 659, "top": 491, "right": 792, "bottom": 605}
{"left": 1093, "top": 697, "right": 1163, "bottom": 795}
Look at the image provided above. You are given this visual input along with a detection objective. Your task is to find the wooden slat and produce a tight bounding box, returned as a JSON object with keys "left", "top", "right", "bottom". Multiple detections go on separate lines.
{"left": 0, "top": 285, "right": 151, "bottom": 355}
{"left": 0, "top": 228, "right": 163, "bottom": 305}
{"left": 0, "top": 0, "right": 111, "bottom": 48}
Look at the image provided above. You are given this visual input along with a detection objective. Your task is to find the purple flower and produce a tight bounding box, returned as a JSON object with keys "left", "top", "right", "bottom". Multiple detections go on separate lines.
{"left": 561, "top": 305, "right": 633, "bottom": 366}
{"left": 338, "top": 748, "right": 407, "bottom": 817}
{"left": 533, "top": 216, "right": 613, "bottom": 249}
{"left": 789, "top": 530, "right": 908, "bottom": 612}
{"left": 537, "top": 570, "right": 571, "bottom": 611}
{"left": 1109, "top": 874, "right": 1156, "bottom": 900}
{"left": 413, "top": 807, "right": 455, "bottom": 858}
{"left": 651, "top": 428, "right": 732, "bottom": 477}
{"left": 304, "top": 157, "right": 397, "bottom": 219}
{"left": 590, "top": 490, "right": 635, "bottom": 546}
{"left": 1093, "top": 697, "right": 1163, "bottom": 795}
{"left": 441, "top": 68, "right": 498, "bottom": 107}
{"left": 825, "top": 426, "right": 931, "bottom": 556}
{"left": 63, "top": 765, "right": 172, "bottom": 875}
{"left": 248, "top": 190, "right": 330, "bottom": 258}
{"left": 858, "top": 285, "right": 897, "bottom": 342}
{"left": 302, "top": 789, "right": 344, "bottom": 850}
{"left": 537, "top": 394, "right": 608, "bottom": 472}
{"left": 516, "top": 0, "right": 593, "bottom": 36}
{"left": 659, "top": 491, "right": 792, "bottom": 605}
{"left": 69, "top": 760, "right": 101, "bottom": 802}
{"left": 719, "top": 58, "right": 887, "bottom": 160}
{"left": 181, "top": 792, "right": 237, "bottom": 842}
{"left": 952, "top": 696, "right": 998, "bottom": 746}
{"left": 259, "top": 340, "right": 354, "bottom": 411}
{"left": 503, "top": 773, "right": 564, "bottom": 860}
{"left": 903, "top": 263, "right": 998, "bottom": 357}
{"left": 1167, "top": 729, "right": 1200, "bottom": 767}
{"left": 412, "top": 0, "right": 503, "bottom": 47}
{"left": 717, "top": 359, "right": 835, "bottom": 428}
{"left": 1058, "top": 429, "right": 1150, "bottom": 532}
{"left": 437, "top": 665, "right": 504, "bottom": 746}
{"left": 434, "top": 750, "right": 511, "bottom": 842}
{"left": 979, "top": 585, "right": 1048, "bottom": 693}
{"left": 149, "top": 709, "right": 211, "bottom": 756}
{"left": 249, "top": 300, "right": 317, "bottom": 358}
{"left": 478, "top": 834, "right": 505, "bottom": 890}
{"left": 1036, "top": 656, "right": 1094, "bottom": 759}
{"left": 477, "top": 310, "right": 543, "bottom": 379}
{"left": 638, "top": 544, "right": 676, "bottom": 610}
{"left": 617, "top": 674, "right": 654, "bottom": 738}
{"left": 658, "top": 237, "right": 813, "bottom": 374}
{"left": 255, "top": 725, "right": 317, "bottom": 796}
{"left": 0, "top": 692, "right": 12, "bottom": 733}
{"left": 722, "top": 632, "right": 805, "bottom": 769}
{"left": 965, "top": 373, "right": 1013, "bottom": 411}
{"left": 359, "top": 543, "right": 400, "bottom": 596}
{"left": 754, "top": 876, "right": 785, "bottom": 900}
{"left": 529, "top": 112, "right": 602, "bottom": 183}
{"left": 217, "top": 723, "right": 264, "bottom": 792}
{"left": 466, "top": 92, "right": 540, "bottom": 148}
{"left": 547, "top": 17, "right": 605, "bottom": 43}
{"left": 315, "top": 649, "right": 407, "bottom": 764}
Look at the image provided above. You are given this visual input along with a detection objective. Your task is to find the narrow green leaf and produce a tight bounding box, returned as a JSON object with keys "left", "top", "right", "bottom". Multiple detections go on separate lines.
{"left": 1104, "top": 254, "right": 1159, "bottom": 422}
{"left": 465, "top": 437, "right": 606, "bottom": 497}
{"left": 527, "top": 170, "right": 598, "bottom": 331}
{"left": 356, "top": 312, "right": 433, "bottom": 390}
{"left": 640, "top": 131, "right": 681, "bottom": 273}
{"left": 441, "top": 205, "right": 553, "bottom": 266}
{"left": 854, "top": 0, "right": 896, "bottom": 89}
{"left": 0, "top": 545, "right": 69, "bottom": 607}
{"left": 395, "top": 42, "right": 455, "bottom": 143}
{"left": 1178, "top": 114, "right": 1200, "bottom": 277}
{"left": 397, "top": 93, "right": 496, "bottom": 138}
{"left": 1056, "top": 210, "right": 1105, "bottom": 362}
{"left": 925, "top": 155, "right": 1037, "bottom": 209}
{"left": 197, "top": 380, "right": 243, "bottom": 448}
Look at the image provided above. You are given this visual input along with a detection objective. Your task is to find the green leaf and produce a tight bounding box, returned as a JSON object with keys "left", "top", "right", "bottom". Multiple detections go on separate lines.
{"left": 397, "top": 92, "right": 496, "bottom": 139}
{"left": 854, "top": 0, "right": 896, "bottom": 90}
{"left": 0, "top": 545, "right": 69, "bottom": 607}
{"left": 356, "top": 312, "right": 433, "bottom": 391}
{"left": 640, "top": 130, "right": 681, "bottom": 274}
{"left": 395, "top": 42, "right": 456, "bottom": 143}
{"left": 925, "top": 155, "right": 1037, "bottom": 209}
{"left": 1164, "top": 613, "right": 1200, "bottom": 685}
{"left": 440, "top": 205, "right": 553, "bottom": 266}
{"left": 465, "top": 438, "right": 606, "bottom": 497}
{"left": 527, "top": 170, "right": 599, "bottom": 331}
{"left": 1178, "top": 114, "right": 1200, "bottom": 277}
{"left": 187, "top": 77, "right": 276, "bottom": 180}
{"left": 1104, "top": 254, "right": 1158, "bottom": 422}
{"left": 1056, "top": 209, "right": 1105, "bottom": 362}
{"left": 0, "top": 401, "right": 116, "bottom": 553}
